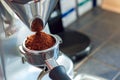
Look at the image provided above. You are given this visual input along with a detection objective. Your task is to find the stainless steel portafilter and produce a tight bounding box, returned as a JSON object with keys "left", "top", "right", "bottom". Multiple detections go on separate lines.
{"left": 19, "top": 34, "right": 71, "bottom": 80}
{"left": 19, "top": 34, "right": 61, "bottom": 68}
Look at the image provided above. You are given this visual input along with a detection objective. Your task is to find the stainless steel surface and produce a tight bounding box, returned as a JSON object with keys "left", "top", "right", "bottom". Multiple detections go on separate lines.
{"left": 37, "top": 70, "right": 49, "bottom": 80}
{"left": 0, "top": 51, "right": 5, "bottom": 80}
{"left": 0, "top": 16, "right": 6, "bottom": 80}
{"left": 0, "top": 2, "right": 35, "bottom": 79}
{"left": 8, "top": 53, "right": 73, "bottom": 80}
{"left": 0, "top": 2, "right": 32, "bottom": 80}
{"left": 74, "top": 74, "right": 108, "bottom": 80}
{"left": 39, "top": 53, "right": 74, "bottom": 80}
{"left": 3, "top": 0, "right": 58, "bottom": 30}
{"left": 19, "top": 34, "right": 61, "bottom": 67}
{"left": 0, "top": 0, "right": 72, "bottom": 80}
{"left": 0, "top": 21, "right": 35, "bottom": 80}
{"left": 0, "top": 2, "right": 20, "bottom": 37}
{"left": 45, "top": 58, "right": 58, "bottom": 70}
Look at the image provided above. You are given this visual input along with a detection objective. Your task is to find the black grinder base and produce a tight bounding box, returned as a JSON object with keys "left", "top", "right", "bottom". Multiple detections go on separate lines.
{"left": 57, "top": 29, "right": 91, "bottom": 62}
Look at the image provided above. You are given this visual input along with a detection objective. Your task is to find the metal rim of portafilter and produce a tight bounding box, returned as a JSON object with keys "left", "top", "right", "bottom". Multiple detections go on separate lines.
{"left": 19, "top": 34, "right": 62, "bottom": 69}
{"left": 19, "top": 34, "right": 62, "bottom": 80}
{"left": 19, "top": 34, "right": 72, "bottom": 80}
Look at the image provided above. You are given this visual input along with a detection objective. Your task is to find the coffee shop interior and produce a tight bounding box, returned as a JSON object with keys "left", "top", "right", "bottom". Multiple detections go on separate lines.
{"left": 1, "top": 0, "right": 120, "bottom": 80}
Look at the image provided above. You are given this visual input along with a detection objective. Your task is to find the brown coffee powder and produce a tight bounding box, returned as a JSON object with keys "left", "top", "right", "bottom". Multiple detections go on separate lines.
{"left": 25, "top": 32, "right": 55, "bottom": 50}
{"left": 25, "top": 17, "right": 55, "bottom": 50}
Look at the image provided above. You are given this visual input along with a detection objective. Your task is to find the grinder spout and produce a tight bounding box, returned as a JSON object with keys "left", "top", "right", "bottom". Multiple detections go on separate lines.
{"left": 2, "top": 0, "right": 58, "bottom": 30}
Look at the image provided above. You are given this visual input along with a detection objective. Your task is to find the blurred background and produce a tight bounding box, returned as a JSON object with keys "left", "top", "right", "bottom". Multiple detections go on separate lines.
{"left": 48, "top": 0, "right": 120, "bottom": 80}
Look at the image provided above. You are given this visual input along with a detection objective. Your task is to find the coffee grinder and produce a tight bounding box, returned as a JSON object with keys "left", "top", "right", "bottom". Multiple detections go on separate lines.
{"left": 0, "top": 0, "right": 72, "bottom": 80}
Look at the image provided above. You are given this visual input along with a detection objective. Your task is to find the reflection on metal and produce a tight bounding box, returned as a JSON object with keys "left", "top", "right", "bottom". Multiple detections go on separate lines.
{"left": 74, "top": 74, "right": 108, "bottom": 80}
{"left": 37, "top": 70, "right": 49, "bottom": 80}
{"left": 3, "top": 0, "right": 58, "bottom": 30}
{"left": 0, "top": 1, "right": 20, "bottom": 37}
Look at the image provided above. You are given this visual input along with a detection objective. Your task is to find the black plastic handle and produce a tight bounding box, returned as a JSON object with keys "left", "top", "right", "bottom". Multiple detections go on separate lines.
{"left": 49, "top": 66, "right": 71, "bottom": 80}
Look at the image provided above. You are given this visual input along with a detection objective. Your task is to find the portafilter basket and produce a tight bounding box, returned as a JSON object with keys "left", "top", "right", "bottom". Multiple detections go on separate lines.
{"left": 19, "top": 34, "right": 62, "bottom": 69}
{"left": 19, "top": 34, "right": 71, "bottom": 80}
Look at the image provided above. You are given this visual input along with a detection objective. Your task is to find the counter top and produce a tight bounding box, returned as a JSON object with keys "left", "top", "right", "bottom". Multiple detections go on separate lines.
{"left": 69, "top": 7, "right": 120, "bottom": 80}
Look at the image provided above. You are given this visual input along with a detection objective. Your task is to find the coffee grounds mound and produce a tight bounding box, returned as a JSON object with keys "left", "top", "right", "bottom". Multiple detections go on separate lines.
{"left": 25, "top": 32, "right": 55, "bottom": 50}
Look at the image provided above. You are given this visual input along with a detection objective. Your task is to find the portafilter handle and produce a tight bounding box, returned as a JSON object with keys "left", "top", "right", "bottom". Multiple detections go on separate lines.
{"left": 19, "top": 34, "right": 71, "bottom": 80}
{"left": 49, "top": 66, "right": 71, "bottom": 80}
{"left": 37, "top": 58, "right": 71, "bottom": 80}
{"left": 37, "top": 65, "right": 71, "bottom": 80}
{"left": 19, "top": 45, "right": 71, "bottom": 80}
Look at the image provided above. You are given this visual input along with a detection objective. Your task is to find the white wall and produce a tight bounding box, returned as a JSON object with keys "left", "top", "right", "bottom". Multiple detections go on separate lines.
{"left": 60, "top": 0, "right": 77, "bottom": 27}
{"left": 97, "top": 0, "right": 102, "bottom": 6}
{"left": 60, "top": 0, "right": 94, "bottom": 27}
{"left": 78, "top": 0, "right": 92, "bottom": 16}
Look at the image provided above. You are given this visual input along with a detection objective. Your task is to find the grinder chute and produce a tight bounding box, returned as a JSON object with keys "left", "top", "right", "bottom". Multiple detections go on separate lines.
{"left": 4, "top": 0, "right": 58, "bottom": 30}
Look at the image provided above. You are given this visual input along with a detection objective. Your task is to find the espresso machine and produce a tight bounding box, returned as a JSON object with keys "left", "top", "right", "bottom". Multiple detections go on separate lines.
{"left": 0, "top": 0, "right": 74, "bottom": 80}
